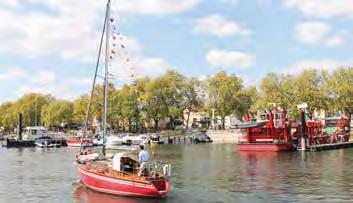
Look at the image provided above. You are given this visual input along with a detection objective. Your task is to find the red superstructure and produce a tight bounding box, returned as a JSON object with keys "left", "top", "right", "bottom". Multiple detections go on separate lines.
{"left": 306, "top": 117, "right": 350, "bottom": 145}
{"left": 237, "top": 108, "right": 295, "bottom": 151}
{"left": 236, "top": 108, "right": 351, "bottom": 151}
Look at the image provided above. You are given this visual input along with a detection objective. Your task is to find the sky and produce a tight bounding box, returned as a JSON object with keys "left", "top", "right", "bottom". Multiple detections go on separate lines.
{"left": 0, "top": 0, "right": 353, "bottom": 103}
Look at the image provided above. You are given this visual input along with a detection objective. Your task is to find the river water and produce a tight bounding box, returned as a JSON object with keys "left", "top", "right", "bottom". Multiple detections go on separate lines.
{"left": 0, "top": 144, "right": 353, "bottom": 203}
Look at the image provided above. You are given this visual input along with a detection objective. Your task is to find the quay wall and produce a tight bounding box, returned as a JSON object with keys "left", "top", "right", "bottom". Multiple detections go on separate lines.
{"left": 207, "top": 129, "right": 242, "bottom": 143}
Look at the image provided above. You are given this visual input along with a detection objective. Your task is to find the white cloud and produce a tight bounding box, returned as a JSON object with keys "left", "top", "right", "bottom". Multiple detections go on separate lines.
{"left": 286, "top": 59, "right": 353, "bottom": 74}
{"left": 197, "top": 75, "right": 208, "bottom": 81}
{"left": 284, "top": 0, "right": 353, "bottom": 19}
{"left": 16, "top": 84, "right": 85, "bottom": 101}
{"left": 193, "top": 14, "right": 251, "bottom": 37}
{"left": 0, "top": 0, "right": 196, "bottom": 63}
{"left": 0, "top": 67, "right": 93, "bottom": 101}
{"left": 113, "top": 0, "right": 202, "bottom": 16}
{"left": 28, "top": 70, "right": 56, "bottom": 86}
{"left": 111, "top": 57, "right": 171, "bottom": 81}
{"left": 0, "top": 1, "right": 18, "bottom": 8}
{"left": 0, "top": 1, "right": 104, "bottom": 62}
{"left": 0, "top": 68, "right": 27, "bottom": 81}
{"left": 295, "top": 21, "right": 331, "bottom": 44}
{"left": 326, "top": 35, "right": 344, "bottom": 47}
{"left": 206, "top": 50, "right": 255, "bottom": 69}
{"left": 294, "top": 21, "right": 347, "bottom": 47}
{"left": 66, "top": 78, "right": 92, "bottom": 87}
{"left": 137, "top": 58, "right": 170, "bottom": 75}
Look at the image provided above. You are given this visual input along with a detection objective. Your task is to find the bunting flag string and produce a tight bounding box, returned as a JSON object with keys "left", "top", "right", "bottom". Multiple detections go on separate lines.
{"left": 108, "top": 17, "right": 137, "bottom": 81}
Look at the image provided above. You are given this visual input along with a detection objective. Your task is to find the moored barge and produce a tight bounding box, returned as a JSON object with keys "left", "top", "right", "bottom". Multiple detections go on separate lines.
{"left": 235, "top": 107, "right": 351, "bottom": 152}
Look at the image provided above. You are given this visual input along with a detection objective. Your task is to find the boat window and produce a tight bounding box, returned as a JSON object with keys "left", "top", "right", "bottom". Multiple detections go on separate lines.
{"left": 121, "top": 157, "right": 137, "bottom": 172}
{"left": 260, "top": 114, "right": 267, "bottom": 120}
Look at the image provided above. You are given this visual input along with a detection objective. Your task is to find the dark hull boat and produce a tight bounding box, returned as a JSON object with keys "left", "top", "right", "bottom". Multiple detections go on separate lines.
{"left": 35, "top": 136, "right": 61, "bottom": 148}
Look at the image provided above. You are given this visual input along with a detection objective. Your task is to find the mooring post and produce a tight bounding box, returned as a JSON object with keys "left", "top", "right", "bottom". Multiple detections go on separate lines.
{"left": 300, "top": 110, "right": 307, "bottom": 151}
{"left": 17, "top": 113, "right": 23, "bottom": 141}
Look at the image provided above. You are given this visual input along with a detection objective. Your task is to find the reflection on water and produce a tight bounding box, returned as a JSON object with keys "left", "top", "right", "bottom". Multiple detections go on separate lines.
{"left": 74, "top": 184, "right": 162, "bottom": 203}
{"left": 1, "top": 144, "right": 353, "bottom": 202}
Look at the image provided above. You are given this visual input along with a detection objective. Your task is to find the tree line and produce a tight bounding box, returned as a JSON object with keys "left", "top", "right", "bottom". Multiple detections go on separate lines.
{"left": 0, "top": 68, "right": 351, "bottom": 132}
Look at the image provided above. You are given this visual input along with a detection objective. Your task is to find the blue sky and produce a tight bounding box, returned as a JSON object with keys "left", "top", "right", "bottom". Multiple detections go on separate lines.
{"left": 0, "top": 0, "right": 353, "bottom": 103}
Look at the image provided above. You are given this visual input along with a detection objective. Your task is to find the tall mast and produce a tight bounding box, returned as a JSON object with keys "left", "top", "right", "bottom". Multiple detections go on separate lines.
{"left": 80, "top": 0, "right": 108, "bottom": 152}
{"left": 102, "top": 0, "right": 111, "bottom": 156}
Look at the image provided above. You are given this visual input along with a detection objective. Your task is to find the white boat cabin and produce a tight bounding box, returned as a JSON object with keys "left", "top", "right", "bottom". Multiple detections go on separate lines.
{"left": 112, "top": 152, "right": 139, "bottom": 173}
{"left": 22, "top": 126, "right": 47, "bottom": 141}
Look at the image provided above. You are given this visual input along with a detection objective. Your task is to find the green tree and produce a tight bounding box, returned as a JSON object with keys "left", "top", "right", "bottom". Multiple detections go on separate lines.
{"left": 253, "top": 73, "right": 296, "bottom": 111}
{"left": 119, "top": 85, "right": 141, "bottom": 132}
{"left": 160, "top": 70, "right": 185, "bottom": 129}
{"left": 208, "top": 71, "right": 243, "bottom": 129}
{"left": 237, "top": 86, "right": 257, "bottom": 118}
{"left": 110, "top": 88, "right": 124, "bottom": 131}
{"left": 293, "top": 69, "right": 327, "bottom": 117}
{"left": 325, "top": 67, "right": 353, "bottom": 121}
{"left": 72, "top": 83, "right": 115, "bottom": 129}
{"left": 15, "top": 93, "right": 54, "bottom": 127}
{"left": 0, "top": 102, "right": 17, "bottom": 131}
{"left": 142, "top": 78, "right": 168, "bottom": 130}
{"left": 180, "top": 78, "right": 203, "bottom": 129}
{"left": 73, "top": 95, "right": 91, "bottom": 125}
{"left": 41, "top": 100, "right": 74, "bottom": 128}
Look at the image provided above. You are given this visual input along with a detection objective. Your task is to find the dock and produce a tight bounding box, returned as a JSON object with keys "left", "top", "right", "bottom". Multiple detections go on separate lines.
{"left": 306, "top": 141, "right": 353, "bottom": 151}
{"left": 1, "top": 139, "right": 36, "bottom": 147}
{"left": 1, "top": 138, "right": 67, "bottom": 148}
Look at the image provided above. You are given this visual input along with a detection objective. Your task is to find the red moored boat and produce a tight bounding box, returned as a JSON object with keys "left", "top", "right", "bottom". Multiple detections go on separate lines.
{"left": 236, "top": 108, "right": 296, "bottom": 151}
{"left": 236, "top": 106, "right": 351, "bottom": 151}
{"left": 66, "top": 138, "right": 94, "bottom": 147}
{"left": 307, "top": 116, "right": 350, "bottom": 145}
{"left": 78, "top": 152, "right": 171, "bottom": 197}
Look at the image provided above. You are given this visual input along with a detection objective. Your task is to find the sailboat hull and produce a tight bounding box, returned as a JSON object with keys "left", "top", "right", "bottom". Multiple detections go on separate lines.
{"left": 79, "top": 168, "right": 169, "bottom": 198}
{"left": 66, "top": 140, "right": 93, "bottom": 147}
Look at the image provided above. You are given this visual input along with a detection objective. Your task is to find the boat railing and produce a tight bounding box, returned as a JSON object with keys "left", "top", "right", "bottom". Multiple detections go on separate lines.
{"left": 145, "top": 161, "right": 171, "bottom": 180}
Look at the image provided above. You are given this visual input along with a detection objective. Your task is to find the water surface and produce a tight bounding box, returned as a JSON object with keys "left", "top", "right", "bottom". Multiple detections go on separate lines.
{"left": 1, "top": 144, "right": 353, "bottom": 202}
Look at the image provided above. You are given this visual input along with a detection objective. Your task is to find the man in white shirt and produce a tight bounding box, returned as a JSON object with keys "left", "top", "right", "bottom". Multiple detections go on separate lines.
{"left": 138, "top": 145, "right": 150, "bottom": 176}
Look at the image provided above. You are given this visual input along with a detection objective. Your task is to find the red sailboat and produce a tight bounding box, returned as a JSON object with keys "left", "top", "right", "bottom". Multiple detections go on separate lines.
{"left": 78, "top": 151, "right": 171, "bottom": 197}
{"left": 75, "top": 0, "right": 171, "bottom": 198}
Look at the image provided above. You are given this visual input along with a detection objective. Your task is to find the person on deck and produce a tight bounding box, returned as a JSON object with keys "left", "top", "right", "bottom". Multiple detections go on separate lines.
{"left": 138, "top": 145, "right": 150, "bottom": 176}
